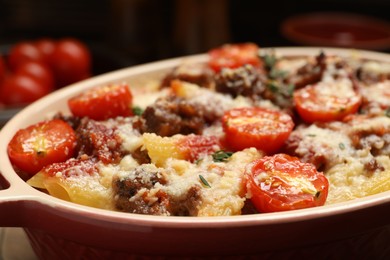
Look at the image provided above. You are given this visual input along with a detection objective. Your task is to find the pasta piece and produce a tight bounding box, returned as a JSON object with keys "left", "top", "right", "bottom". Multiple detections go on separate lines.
{"left": 142, "top": 133, "right": 185, "bottom": 167}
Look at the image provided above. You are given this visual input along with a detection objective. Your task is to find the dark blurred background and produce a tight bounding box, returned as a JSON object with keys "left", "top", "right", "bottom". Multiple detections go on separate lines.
{"left": 0, "top": 0, "right": 389, "bottom": 72}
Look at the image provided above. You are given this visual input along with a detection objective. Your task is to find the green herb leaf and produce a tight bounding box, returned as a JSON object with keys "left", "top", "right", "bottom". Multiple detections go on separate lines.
{"left": 132, "top": 106, "right": 144, "bottom": 116}
{"left": 339, "top": 142, "right": 345, "bottom": 150}
{"left": 286, "top": 84, "right": 295, "bottom": 97}
{"left": 267, "top": 81, "right": 279, "bottom": 93}
{"left": 199, "top": 175, "right": 211, "bottom": 188}
{"left": 262, "top": 53, "right": 277, "bottom": 70}
{"left": 385, "top": 107, "right": 390, "bottom": 117}
{"left": 212, "top": 150, "right": 233, "bottom": 162}
{"left": 269, "top": 69, "right": 287, "bottom": 79}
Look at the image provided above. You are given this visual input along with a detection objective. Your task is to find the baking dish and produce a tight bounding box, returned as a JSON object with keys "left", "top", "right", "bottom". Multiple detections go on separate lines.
{"left": 0, "top": 47, "right": 389, "bottom": 259}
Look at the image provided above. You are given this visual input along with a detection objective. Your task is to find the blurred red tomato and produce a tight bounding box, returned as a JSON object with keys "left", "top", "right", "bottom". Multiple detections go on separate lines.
{"left": 15, "top": 61, "right": 55, "bottom": 91}
{"left": 34, "top": 38, "right": 56, "bottom": 65}
{"left": 51, "top": 38, "right": 91, "bottom": 87}
{"left": 0, "top": 55, "right": 6, "bottom": 81}
{"left": 0, "top": 74, "right": 52, "bottom": 106}
{"left": 8, "top": 42, "right": 45, "bottom": 71}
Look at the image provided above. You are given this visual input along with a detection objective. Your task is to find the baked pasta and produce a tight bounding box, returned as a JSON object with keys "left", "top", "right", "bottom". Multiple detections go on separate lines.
{"left": 8, "top": 43, "right": 390, "bottom": 216}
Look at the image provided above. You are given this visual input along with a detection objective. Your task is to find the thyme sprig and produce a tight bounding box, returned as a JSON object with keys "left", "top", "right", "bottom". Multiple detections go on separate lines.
{"left": 212, "top": 150, "right": 233, "bottom": 162}
{"left": 199, "top": 175, "right": 211, "bottom": 188}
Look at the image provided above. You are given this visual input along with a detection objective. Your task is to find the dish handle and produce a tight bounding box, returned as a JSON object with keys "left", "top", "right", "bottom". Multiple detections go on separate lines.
{"left": 0, "top": 171, "right": 34, "bottom": 227}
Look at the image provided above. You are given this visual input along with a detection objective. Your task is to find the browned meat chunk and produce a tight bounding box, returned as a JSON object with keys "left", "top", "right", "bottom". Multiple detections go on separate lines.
{"left": 75, "top": 118, "right": 124, "bottom": 164}
{"left": 214, "top": 64, "right": 266, "bottom": 98}
{"left": 112, "top": 166, "right": 170, "bottom": 215}
{"left": 286, "top": 51, "right": 326, "bottom": 89}
{"left": 140, "top": 95, "right": 207, "bottom": 136}
{"left": 112, "top": 165, "right": 202, "bottom": 216}
{"left": 161, "top": 63, "right": 214, "bottom": 89}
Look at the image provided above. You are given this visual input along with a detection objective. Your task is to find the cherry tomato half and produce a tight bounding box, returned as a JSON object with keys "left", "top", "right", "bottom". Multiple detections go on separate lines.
{"left": 8, "top": 42, "right": 45, "bottom": 71}
{"left": 177, "top": 134, "right": 221, "bottom": 162}
{"left": 51, "top": 38, "right": 91, "bottom": 87}
{"left": 68, "top": 83, "right": 133, "bottom": 120}
{"left": 246, "top": 153, "right": 329, "bottom": 212}
{"left": 8, "top": 119, "right": 77, "bottom": 177}
{"left": 222, "top": 107, "right": 294, "bottom": 154}
{"left": 208, "top": 43, "right": 262, "bottom": 72}
{"left": 293, "top": 79, "right": 362, "bottom": 123}
{"left": 0, "top": 73, "right": 52, "bottom": 106}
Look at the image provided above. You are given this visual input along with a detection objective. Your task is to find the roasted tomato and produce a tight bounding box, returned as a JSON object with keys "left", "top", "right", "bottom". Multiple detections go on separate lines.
{"left": 68, "top": 83, "right": 133, "bottom": 120}
{"left": 177, "top": 134, "right": 221, "bottom": 162}
{"left": 293, "top": 79, "right": 362, "bottom": 123}
{"left": 208, "top": 43, "right": 261, "bottom": 72}
{"left": 7, "top": 119, "right": 77, "bottom": 177}
{"left": 222, "top": 107, "right": 294, "bottom": 154}
{"left": 246, "top": 153, "right": 329, "bottom": 212}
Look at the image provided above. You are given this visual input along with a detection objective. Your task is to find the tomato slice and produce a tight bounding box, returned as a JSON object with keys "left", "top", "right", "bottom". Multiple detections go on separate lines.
{"left": 293, "top": 79, "right": 362, "bottom": 123}
{"left": 222, "top": 107, "right": 294, "bottom": 154}
{"left": 177, "top": 134, "right": 220, "bottom": 162}
{"left": 208, "top": 43, "right": 261, "bottom": 72}
{"left": 246, "top": 153, "right": 329, "bottom": 212}
{"left": 7, "top": 119, "right": 77, "bottom": 177}
{"left": 68, "top": 83, "right": 133, "bottom": 120}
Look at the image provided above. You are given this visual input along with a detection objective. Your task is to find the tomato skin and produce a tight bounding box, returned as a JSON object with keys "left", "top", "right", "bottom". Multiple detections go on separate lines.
{"left": 222, "top": 107, "right": 294, "bottom": 154}
{"left": 293, "top": 82, "right": 362, "bottom": 123}
{"left": 34, "top": 38, "right": 56, "bottom": 65}
{"left": 15, "top": 61, "right": 55, "bottom": 91}
{"left": 208, "top": 43, "right": 261, "bottom": 72}
{"left": 0, "top": 74, "right": 52, "bottom": 106}
{"left": 177, "top": 134, "right": 220, "bottom": 162}
{"left": 246, "top": 154, "right": 329, "bottom": 212}
{"left": 50, "top": 38, "right": 91, "bottom": 87}
{"left": 7, "top": 119, "right": 77, "bottom": 177}
{"left": 8, "top": 42, "right": 45, "bottom": 71}
{"left": 68, "top": 83, "right": 133, "bottom": 120}
{"left": 0, "top": 55, "right": 6, "bottom": 81}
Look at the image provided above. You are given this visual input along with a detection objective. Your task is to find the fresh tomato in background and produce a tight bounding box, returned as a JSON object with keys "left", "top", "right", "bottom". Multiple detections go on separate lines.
{"left": 0, "top": 37, "right": 92, "bottom": 107}
{"left": 0, "top": 73, "right": 52, "bottom": 106}
{"left": 0, "top": 55, "right": 6, "bottom": 81}
{"left": 7, "top": 42, "right": 46, "bottom": 71}
{"left": 50, "top": 38, "right": 91, "bottom": 88}
{"left": 34, "top": 38, "right": 57, "bottom": 65}
{"left": 15, "top": 61, "right": 55, "bottom": 91}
